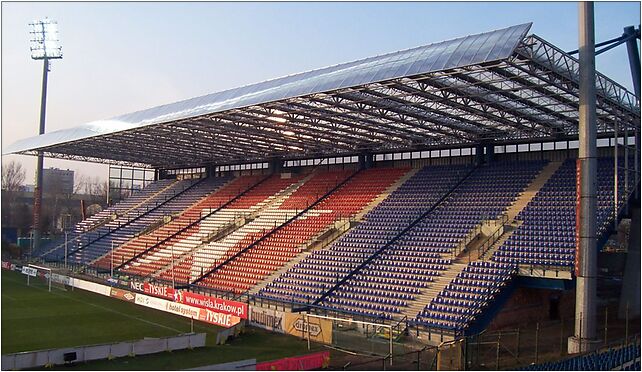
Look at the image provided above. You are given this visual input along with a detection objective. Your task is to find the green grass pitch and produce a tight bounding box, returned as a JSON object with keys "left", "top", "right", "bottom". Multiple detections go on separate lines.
{"left": 1, "top": 269, "right": 317, "bottom": 370}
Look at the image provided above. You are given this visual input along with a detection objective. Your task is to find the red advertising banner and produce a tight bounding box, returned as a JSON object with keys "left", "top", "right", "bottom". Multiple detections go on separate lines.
{"left": 130, "top": 281, "right": 175, "bottom": 299}
{"left": 175, "top": 290, "right": 248, "bottom": 319}
{"left": 110, "top": 288, "right": 137, "bottom": 302}
{"left": 197, "top": 307, "right": 242, "bottom": 328}
{"left": 256, "top": 351, "right": 330, "bottom": 371}
{"left": 575, "top": 159, "right": 581, "bottom": 277}
{"left": 1, "top": 261, "right": 11, "bottom": 270}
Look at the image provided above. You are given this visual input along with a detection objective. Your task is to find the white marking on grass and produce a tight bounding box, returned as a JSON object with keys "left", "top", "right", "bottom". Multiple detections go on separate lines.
{"left": 8, "top": 274, "right": 184, "bottom": 333}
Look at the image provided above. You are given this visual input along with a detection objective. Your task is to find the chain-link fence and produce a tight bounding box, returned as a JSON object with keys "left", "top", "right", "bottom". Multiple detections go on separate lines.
{"left": 464, "top": 301, "right": 640, "bottom": 370}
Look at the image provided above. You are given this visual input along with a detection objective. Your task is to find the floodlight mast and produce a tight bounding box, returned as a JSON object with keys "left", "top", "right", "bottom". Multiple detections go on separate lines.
{"left": 29, "top": 18, "right": 62, "bottom": 257}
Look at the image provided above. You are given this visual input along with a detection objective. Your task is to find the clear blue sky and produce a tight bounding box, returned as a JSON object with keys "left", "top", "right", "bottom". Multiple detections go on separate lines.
{"left": 2, "top": 2, "right": 640, "bottom": 183}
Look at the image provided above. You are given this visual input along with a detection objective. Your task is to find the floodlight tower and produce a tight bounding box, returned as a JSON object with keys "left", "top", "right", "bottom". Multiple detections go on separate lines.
{"left": 29, "top": 18, "right": 62, "bottom": 256}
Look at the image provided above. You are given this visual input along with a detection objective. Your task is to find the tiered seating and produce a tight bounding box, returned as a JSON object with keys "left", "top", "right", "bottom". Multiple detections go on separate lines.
{"left": 43, "top": 179, "right": 197, "bottom": 262}
{"left": 76, "top": 179, "right": 177, "bottom": 233}
{"left": 195, "top": 168, "right": 410, "bottom": 293}
{"left": 523, "top": 343, "right": 641, "bottom": 371}
{"left": 132, "top": 174, "right": 306, "bottom": 282}
{"left": 90, "top": 175, "right": 256, "bottom": 270}
{"left": 258, "top": 164, "right": 473, "bottom": 314}
{"left": 35, "top": 179, "right": 177, "bottom": 259}
{"left": 414, "top": 261, "right": 515, "bottom": 331}
{"left": 494, "top": 157, "right": 631, "bottom": 267}
{"left": 318, "top": 161, "right": 544, "bottom": 318}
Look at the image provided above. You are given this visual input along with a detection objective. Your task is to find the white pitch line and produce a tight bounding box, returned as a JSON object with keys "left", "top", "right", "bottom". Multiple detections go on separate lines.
{"left": 8, "top": 275, "right": 184, "bottom": 333}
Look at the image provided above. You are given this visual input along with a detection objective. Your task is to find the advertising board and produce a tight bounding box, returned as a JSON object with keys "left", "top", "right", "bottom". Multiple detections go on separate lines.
{"left": 248, "top": 306, "right": 285, "bottom": 333}
{"left": 175, "top": 290, "right": 248, "bottom": 319}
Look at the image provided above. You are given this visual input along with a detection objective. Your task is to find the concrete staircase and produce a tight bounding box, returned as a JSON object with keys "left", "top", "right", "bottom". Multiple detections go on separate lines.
{"left": 354, "top": 168, "right": 419, "bottom": 221}
{"left": 478, "top": 161, "right": 562, "bottom": 261}
{"left": 149, "top": 174, "right": 314, "bottom": 278}
{"left": 403, "top": 162, "right": 563, "bottom": 320}
{"left": 504, "top": 161, "right": 562, "bottom": 222}
{"left": 247, "top": 169, "right": 416, "bottom": 296}
{"left": 401, "top": 263, "right": 468, "bottom": 318}
{"left": 122, "top": 179, "right": 183, "bottom": 217}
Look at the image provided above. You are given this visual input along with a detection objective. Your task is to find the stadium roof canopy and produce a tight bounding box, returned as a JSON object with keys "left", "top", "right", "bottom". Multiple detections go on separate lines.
{"left": 5, "top": 23, "right": 640, "bottom": 169}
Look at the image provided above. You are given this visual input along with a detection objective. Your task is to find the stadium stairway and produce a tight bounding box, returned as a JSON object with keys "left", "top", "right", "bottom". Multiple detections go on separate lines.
{"left": 116, "top": 174, "right": 303, "bottom": 279}
{"left": 149, "top": 172, "right": 320, "bottom": 284}
{"left": 476, "top": 161, "right": 562, "bottom": 261}
{"left": 248, "top": 170, "right": 417, "bottom": 296}
{"left": 35, "top": 179, "right": 181, "bottom": 259}
{"left": 90, "top": 175, "right": 250, "bottom": 270}
{"left": 247, "top": 218, "right": 353, "bottom": 296}
{"left": 192, "top": 167, "right": 410, "bottom": 293}
{"left": 353, "top": 167, "right": 419, "bottom": 221}
{"left": 401, "top": 262, "right": 467, "bottom": 318}
{"left": 187, "top": 169, "right": 364, "bottom": 288}
{"left": 148, "top": 173, "right": 314, "bottom": 281}
{"left": 504, "top": 161, "right": 563, "bottom": 222}
{"left": 40, "top": 178, "right": 206, "bottom": 262}
{"left": 409, "top": 161, "right": 562, "bottom": 334}
{"left": 79, "top": 179, "right": 182, "bottom": 233}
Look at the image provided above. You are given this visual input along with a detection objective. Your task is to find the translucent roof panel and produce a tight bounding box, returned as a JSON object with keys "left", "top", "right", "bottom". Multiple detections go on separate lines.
{"left": 4, "top": 23, "right": 532, "bottom": 155}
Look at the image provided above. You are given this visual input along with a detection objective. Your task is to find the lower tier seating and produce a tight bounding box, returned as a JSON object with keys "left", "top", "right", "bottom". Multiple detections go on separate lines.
{"left": 522, "top": 343, "right": 640, "bottom": 371}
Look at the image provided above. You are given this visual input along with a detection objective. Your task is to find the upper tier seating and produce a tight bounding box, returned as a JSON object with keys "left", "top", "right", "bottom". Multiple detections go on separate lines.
{"left": 258, "top": 164, "right": 474, "bottom": 315}
{"left": 195, "top": 167, "right": 409, "bottom": 294}
{"left": 35, "top": 178, "right": 177, "bottom": 258}
{"left": 87, "top": 175, "right": 240, "bottom": 269}
{"left": 123, "top": 173, "right": 307, "bottom": 281}
{"left": 319, "top": 161, "right": 544, "bottom": 319}
{"left": 493, "top": 157, "right": 632, "bottom": 267}
{"left": 415, "top": 157, "right": 633, "bottom": 332}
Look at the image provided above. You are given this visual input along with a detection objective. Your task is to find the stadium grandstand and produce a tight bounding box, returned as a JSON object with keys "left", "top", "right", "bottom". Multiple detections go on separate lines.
{"left": 4, "top": 22, "right": 640, "bottom": 370}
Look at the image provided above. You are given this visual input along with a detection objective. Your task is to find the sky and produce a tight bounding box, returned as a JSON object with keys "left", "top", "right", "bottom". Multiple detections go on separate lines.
{"left": 2, "top": 1, "right": 640, "bottom": 186}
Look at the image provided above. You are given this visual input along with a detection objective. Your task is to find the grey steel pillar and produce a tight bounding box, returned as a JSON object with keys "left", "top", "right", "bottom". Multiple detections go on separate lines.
{"left": 633, "top": 127, "right": 640, "bottom": 202}
{"left": 624, "top": 26, "right": 641, "bottom": 99}
{"left": 624, "top": 25, "right": 641, "bottom": 200}
{"left": 625, "top": 123, "right": 629, "bottom": 213}
{"left": 615, "top": 123, "right": 619, "bottom": 229}
{"left": 624, "top": 124, "right": 629, "bottom": 197}
{"left": 271, "top": 158, "right": 283, "bottom": 173}
{"left": 475, "top": 144, "right": 485, "bottom": 165}
{"left": 569, "top": 1, "right": 600, "bottom": 354}
{"left": 32, "top": 57, "right": 50, "bottom": 256}
{"left": 485, "top": 144, "right": 495, "bottom": 164}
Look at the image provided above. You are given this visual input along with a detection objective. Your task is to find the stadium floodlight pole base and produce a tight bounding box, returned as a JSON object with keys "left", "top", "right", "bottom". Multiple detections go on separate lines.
{"left": 567, "top": 336, "right": 600, "bottom": 354}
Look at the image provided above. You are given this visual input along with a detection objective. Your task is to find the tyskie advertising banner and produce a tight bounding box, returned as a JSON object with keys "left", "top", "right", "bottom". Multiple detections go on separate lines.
{"left": 129, "top": 281, "right": 175, "bottom": 299}
{"left": 134, "top": 293, "right": 241, "bottom": 328}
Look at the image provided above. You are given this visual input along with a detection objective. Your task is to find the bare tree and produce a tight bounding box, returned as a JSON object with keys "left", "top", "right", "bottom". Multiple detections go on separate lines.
{"left": 2, "top": 161, "right": 26, "bottom": 191}
{"left": 1, "top": 161, "right": 27, "bottom": 231}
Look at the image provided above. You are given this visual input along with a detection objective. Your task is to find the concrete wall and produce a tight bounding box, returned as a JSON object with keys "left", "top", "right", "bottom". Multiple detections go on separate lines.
{"left": 487, "top": 287, "right": 575, "bottom": 330}
{"left": 1, "top": 333, "right": 206, "bottom": 370}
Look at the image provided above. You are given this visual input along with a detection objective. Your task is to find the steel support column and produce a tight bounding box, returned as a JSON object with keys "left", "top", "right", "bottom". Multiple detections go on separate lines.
{"left": 32, "top": 57, "right": 49, "bottom": 256}
{"left": 624, "top": 25, "right": 642, "bottom": 201}
{"left": 569, "top": 1, "right": 600, "bottom": 354}
{"left": 624, "top": 26, "right": 641, "bottom": 99}
{"left": 614, "top": 123, "right": 619, "bottom": 229}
